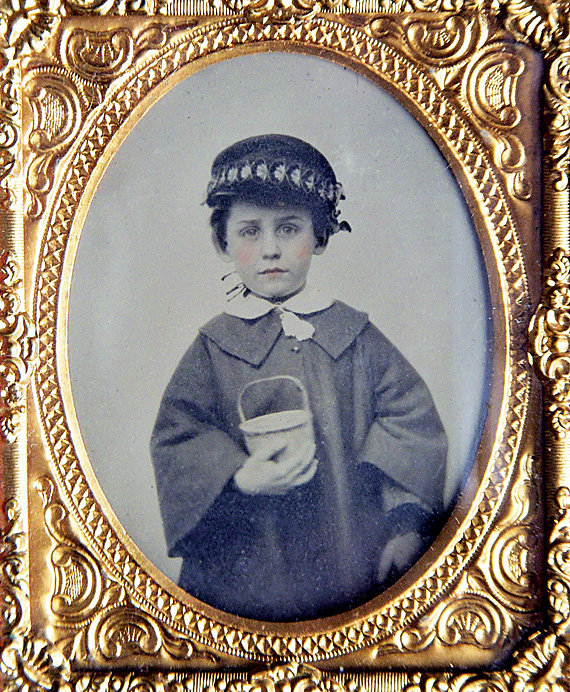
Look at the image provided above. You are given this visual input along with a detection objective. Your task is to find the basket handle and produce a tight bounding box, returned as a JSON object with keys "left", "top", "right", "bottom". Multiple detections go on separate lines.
{"left": 237, "top": 375, "right": 310, "bottom": 423}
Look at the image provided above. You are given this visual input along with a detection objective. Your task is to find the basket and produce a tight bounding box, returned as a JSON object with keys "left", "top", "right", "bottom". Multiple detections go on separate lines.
{"left": 238, "top": 376, "right": 314, "bottom": 460}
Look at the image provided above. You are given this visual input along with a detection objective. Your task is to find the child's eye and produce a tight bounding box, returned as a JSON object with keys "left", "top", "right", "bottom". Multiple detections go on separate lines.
{"left": 277, "top": 224, "right": 298, "bottom": 236}
{"left": 239, "top": 227, "right": 260, "bottom": 238}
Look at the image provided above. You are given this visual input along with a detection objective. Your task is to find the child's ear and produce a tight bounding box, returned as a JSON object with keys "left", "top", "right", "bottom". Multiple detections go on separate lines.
{"left": 215, "top": 245, "right": 234, "bottom": 263}
{"left": 313, "top": 243, "right": 326, "bottom": 256}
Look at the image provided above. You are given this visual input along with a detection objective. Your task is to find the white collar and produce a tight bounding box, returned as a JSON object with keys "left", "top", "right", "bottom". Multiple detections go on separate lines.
{"left": 224, "top": 285, "right": 334, "bottom": 320}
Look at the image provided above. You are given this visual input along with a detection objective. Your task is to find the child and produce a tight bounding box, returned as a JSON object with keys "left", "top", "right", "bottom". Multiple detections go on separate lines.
{"left": 151, "top": 134, "right": 448, "bottom": 622}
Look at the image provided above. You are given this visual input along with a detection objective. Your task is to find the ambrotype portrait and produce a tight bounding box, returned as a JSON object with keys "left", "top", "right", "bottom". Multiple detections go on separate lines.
{"left": 69, "top": 53, "right": 492, "bottom": 624}
{"left": 150, "top": 133, "right": 448, "bottom": 621}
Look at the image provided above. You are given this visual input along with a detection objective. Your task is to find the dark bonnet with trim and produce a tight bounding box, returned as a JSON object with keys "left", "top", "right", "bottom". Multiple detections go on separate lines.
{"left": 206, "top": 134, "right": 351, "bottom": 239}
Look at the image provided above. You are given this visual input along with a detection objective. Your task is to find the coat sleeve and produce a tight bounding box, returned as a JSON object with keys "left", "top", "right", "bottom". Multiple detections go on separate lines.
{"left": 356, "top": 325, "right": 448, "bottom": 513}
{"left": 150, "top": 335, "right": 248, "bottom": 557}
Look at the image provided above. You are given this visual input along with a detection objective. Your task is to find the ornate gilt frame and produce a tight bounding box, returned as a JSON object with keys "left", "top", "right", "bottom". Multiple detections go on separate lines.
{"left": 0, "top": 0, "right": 568, "bottom": 688}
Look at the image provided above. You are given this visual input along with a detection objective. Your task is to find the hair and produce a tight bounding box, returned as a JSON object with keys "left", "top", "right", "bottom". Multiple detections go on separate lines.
{"left": 210, "top": 187, "right": 334, "bottom": 252}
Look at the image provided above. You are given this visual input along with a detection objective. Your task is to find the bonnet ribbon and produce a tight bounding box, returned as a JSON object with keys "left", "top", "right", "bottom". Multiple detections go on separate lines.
{"left": 277, "top": 309, "right": 315, "bottom": 341}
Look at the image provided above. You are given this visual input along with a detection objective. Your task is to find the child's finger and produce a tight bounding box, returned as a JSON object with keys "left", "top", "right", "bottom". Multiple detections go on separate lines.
{"left": 290, "top": 440, "right": 316, "bottom": 466}
{"left": 250, "top": 440, "right": 287, "bottom": 463}
{"left": 278, "top": 451, "right": 318, "bottom": 487}
{"left": 290, "top": 457, "right": 318, "bottom": 486}
{"left": 274, "top": 441, "right": 316, "bottom": 477}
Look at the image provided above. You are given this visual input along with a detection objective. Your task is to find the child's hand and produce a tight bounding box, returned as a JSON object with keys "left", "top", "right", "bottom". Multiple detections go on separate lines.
{"left": 376, "top": 531, "right": 424, "bottom": 584}
{"left": 234, "top": 439, "right": 318, "bottom": 495}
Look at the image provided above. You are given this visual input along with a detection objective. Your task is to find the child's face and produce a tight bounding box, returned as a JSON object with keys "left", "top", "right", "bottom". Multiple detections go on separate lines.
{"left": 217, "top": 201, "right": 325, "bottom": 299}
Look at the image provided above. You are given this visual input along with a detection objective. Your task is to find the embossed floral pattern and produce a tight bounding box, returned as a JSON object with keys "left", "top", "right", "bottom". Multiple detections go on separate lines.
{"left": 530, "top": 250, "right": 570, "bottom": 439}
{"left": 0, "top": 635, "right": 70, "bottom": 692}
{"left": 0, "top": 251, "right": 37, "bottom": 442}
{"left": 0, "top": 0, "right": 62, "bottom": 61}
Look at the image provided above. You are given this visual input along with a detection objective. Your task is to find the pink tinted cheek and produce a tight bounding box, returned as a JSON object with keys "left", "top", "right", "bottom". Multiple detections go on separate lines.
{"left": 237, "top": 247, "right": 254, "bottom": 265}
{"left": 295, "top": 243, "right": 312, "bottom": 261}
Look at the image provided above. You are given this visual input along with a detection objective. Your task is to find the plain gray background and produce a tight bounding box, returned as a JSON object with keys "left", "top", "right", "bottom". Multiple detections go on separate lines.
{"left": 68, "top": 52, "right": 492, "bottom": 583}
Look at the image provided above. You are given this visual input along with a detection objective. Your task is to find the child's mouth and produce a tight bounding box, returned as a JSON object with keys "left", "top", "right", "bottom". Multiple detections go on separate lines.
{"left": 260, "top": 268, "right": 287, "bottom": 275}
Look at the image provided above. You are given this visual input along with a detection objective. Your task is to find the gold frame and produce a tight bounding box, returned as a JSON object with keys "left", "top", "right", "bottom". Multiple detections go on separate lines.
{"left": 1, "top": 0, "right": 569, "bottom": 688}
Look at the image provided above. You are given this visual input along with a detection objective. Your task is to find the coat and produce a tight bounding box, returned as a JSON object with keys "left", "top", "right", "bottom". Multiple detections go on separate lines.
{"left": 151, "top": 299, "right": 447, "bottom": 621}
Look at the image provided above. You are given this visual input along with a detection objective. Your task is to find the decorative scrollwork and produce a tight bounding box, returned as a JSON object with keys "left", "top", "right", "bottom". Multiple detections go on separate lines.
{"left": 0, "top": 251, "right": 37, "bottom": 443}
{"left": 209, "top": 0, "right": 351, "bottom": 21}
{"left": 488, "top": 525, "right": 539, "bottom": 603}
{"left": 0, "top": 480, "right": 551, "bottom": 688}
{"left": 397, "top": 484, "right": 570, "bottom": 692}
{"left": 24, "top": 69, "right": 83, "bottom": 218}
{"left": 462, "top": 43, "right": 532, "bottom": 201}
{"left": 510, "top": 632, "right": 570, "bottom": 692}
{"left": 464, "top": 46, "right": 523, "bottom": 130}
{"left": 0, "top": 502, "right": 66, "bottom": 692}
{"left": 206, "top": 663, "right": 362, "bottom": 692}
{"left": 547, "top": 487, "right": 570, "bottom": 634}
{"left": 374, "top": 578, "right": 509, "bottom": 655}
{"left": 27, "top": 72, "right": 82, "bottom": 153}
{"left": 502, "top": 0, "right": 553, "bottom": 50}
{"left": 402, "top": 15, "right": 482, "bottom": 66}
{"left": 0, "top": 0, "right": 563, "bottom": 58}
{"left": 529, "top": 249, "right": 570, "bottom": 439}
{"left": 0, "top": 0, "right": 563, "bottom": 688}
{"left": 355, "top": 0, "right": 559, "bottom": 30}
{"left": 92, "top": 606, "right": 195, "bottom": 659}
{"left": 484, "top": 454, "right": 542, "bottom": 610}
{"left": 550, "top": 52, "right": 570, "bottom": 105}
{"left": 544, "top": 53, "right": 570, "bottom": 192}
{"left": 0, "top": 499, "right": 28, "bottom": 637}
{"left": 375, "top": 455, "right": 541, "bottom": 656}
{"left": 403, "top": 632, "right": 570, "bottom": 692}
{"left": 36, "top": 475, "right": 216, "bottom": 665}
{"left": 0, "top": 0, "right": 63, "bottom": 62}
{"left": 0, "top": 65, "right": 19, "bottom": 212}
{"left": 0, "top": 0, "right": 168, "bottom": 61}
{"left": 366, "top": 0, "right": 466, "bottom": 13}
{"left": 436, "top": 594, "right": 504, "bottom": 648}
{"left": 0, "top": 633, "right": 71, "bottom": 692}
{"left": 64, "top": 0, "right": 160, "bottom": 14}
{"left": 367, "top": 0, "right": 565, "bottom": 206}
{"left": 63, "top": 28, "right": 135, "bottom": 81}
{"left": 61, "top": 24, "right": 182, "bottom": 78}
{"left": 366, "top": 12, "right": 487, "bottom": 75}
{"left": 366, "top": 24, "right": 533, "bottom": 201}
{"left": 407, "top": 483, "right": 570, "bottom": 690}
{"left": 0, "top": 660, "right": 366, "bottom": 692}
{"left": 23, "top": 24, "right": 192, "bottom": 218}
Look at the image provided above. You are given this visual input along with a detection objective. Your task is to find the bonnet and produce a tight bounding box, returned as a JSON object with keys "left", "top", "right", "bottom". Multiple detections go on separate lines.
{"left": 206, "top": 134, "right": 351, "bottom": 239}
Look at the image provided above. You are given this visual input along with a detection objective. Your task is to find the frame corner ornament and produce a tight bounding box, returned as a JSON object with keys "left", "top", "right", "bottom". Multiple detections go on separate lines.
{"left": 402, "top": 485, "right": 570, "bottom": 692}
{"left": 36, "top": 475, "right": 219, "bottom": 667}
{"left": 0, "top": 497, "right": 68, "bottom": 692}
{"left": 0, "top": 0, "right": 169, "bottom": 63}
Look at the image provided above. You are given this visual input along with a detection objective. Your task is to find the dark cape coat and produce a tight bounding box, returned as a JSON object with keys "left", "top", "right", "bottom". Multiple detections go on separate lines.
{"left": 151, "top": 300, "right": 447, "bottom": 621}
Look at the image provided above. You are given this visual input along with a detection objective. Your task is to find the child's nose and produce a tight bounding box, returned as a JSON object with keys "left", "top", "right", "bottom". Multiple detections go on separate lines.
{"left": 262, "top": 233, "right": 281, "bottom": 258}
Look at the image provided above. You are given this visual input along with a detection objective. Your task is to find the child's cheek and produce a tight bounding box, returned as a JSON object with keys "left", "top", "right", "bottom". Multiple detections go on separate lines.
{"left": 237, "top": 247, "right": 253, "bottom": 265}
{"left": 296, "top": 243, "right": 312, "bottom": 261}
